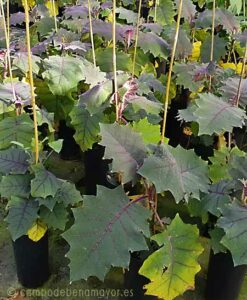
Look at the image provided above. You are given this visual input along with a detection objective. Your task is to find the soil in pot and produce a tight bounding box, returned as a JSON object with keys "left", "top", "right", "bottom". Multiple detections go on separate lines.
{"left": 13, "top": 232, "right": 49, "bottom": 288}
{"left": 205, "top": 250, "right": 247, "bottom": 300}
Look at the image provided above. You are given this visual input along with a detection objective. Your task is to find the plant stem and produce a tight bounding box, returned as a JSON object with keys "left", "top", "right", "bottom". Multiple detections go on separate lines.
{"left": 51, "top": 0, "right": 58, "bottom": 32}
{"left": 236, "top": 42, "right": 247, "bottom": 107}
{"left": 0, "top": 0, "right": 16, "bottom": 102}
{"left": 209, "top": 0, "right": 216, "bottom": 91}
{"left": 6, "top": 0, "right": 9, "bottom": 41}
{"left": 88, "top": 0, "right": 96, "bottom": 67}
{"left": 132, "top": 0, "right": 142, "bottom": 77}
{"left": 154, "top": 0, "right": 159, "bottom": 22}
{"left": 23, "top": 0, "right": 39, "bottom": 164}
{"left": 160, "top": 0, "right": 183, "bottom": 143}
{"left": 112, "top": 0, "right": 119, "bottom": 122}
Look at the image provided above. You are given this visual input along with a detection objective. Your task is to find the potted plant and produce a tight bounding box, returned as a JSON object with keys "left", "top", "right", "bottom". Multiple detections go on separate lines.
{"left": 0, "top": 0, "right": 83, "bottom": 288}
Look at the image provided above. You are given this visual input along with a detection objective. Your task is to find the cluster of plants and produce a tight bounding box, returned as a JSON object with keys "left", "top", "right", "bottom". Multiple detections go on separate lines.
{"left": 0, "top": 0, "right": 247, "bottom": 298}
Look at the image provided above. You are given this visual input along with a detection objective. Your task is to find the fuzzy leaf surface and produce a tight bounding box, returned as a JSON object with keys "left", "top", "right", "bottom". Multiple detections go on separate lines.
{"left": 0, "top": 148, "right": 29, "bottom": 175}
{"left": 99, "top": 123, "right": 147, "bottom": 183}
{"left": 178, "top": 93, "right": 246, "bottom": 135}
{"left": 42, "top": 55, "right": 85, "bottom": 95}
{"left": 31, "top": 164, "right": 61, "bottom": 198}
{"left": 138, "top": 144, "right": 209, "bottom": 202}
{"left": 70, "top": 106, "right": 102, "bottom": 151}
{"left": 218, "top": 202, "right": 247, "bottom": 265}
{"left": 0, "top": 174, "right": 31, "bottom": 198}
{"left": 0, "top": 115, "right": 33, "bottom": 149}
{"left": 6, "top": 197, "right": 39, "bottom": 241}
{"left": 62, "top": 185, "right": 151, "bottom": 281}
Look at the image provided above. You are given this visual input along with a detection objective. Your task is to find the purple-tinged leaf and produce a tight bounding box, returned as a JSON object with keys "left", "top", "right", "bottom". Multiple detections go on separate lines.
{"left": 196, "top": 8, "right": 240, "bottom": 33}
{"left": 63, "top": 185, "right": 151, "bottom": 281}
{"left": 64, "top": 5, "right": 88, "bottom": 19}
{"left": 99, "top": 123, "right": 147, "bottom": 183}
{"left": 138, "top": 31, "right": 169, "bottom": 58}
{"left": 220, "top": 77, "right": 247, "bottom": 108}
{"left": 10, "top": 12, "right": 25, "bottom": 26}
{"left": 6, "top": 197, "right": 39, "bottom": 241}
{"left": 0, "top": 147, "right": 29, "bottom": 175}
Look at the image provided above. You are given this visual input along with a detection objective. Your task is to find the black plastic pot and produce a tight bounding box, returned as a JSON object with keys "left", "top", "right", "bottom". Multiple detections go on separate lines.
{"left": 124, "top": 252, "right": 156, "bottom": 300}
{"left": 205, "top": 250, "right": 247, "bottom": 300}
{"left": 13, "top": 233, "right": 49, "bottom": 288}
{"left": 84, "top": 144, "right": 114, "bottom": 195}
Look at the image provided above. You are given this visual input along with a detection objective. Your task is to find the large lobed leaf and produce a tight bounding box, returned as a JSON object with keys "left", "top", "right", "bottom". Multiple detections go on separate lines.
{"left": 63, "top": 185, "right": 151, "bottom": 281}
{"left": 178, "top": 93, "right": 246, "bottom": 135}
{"left": 99, "top": 123, "right": 147, "bottom": 184}
{"left": 139, "top": 214, "right": 203, "bottom": 300}
{"left": 138, "top": 144, "right": 209, "bottom": 202}
{"left": 31, "top": 164, "right": 61, "bottom": 198}
{"left": 70, "top": 105, "right": 103, "bottom": 151}
{"left": 42, "top": 55, "right": 85, "bottom": 96}
{"left": 0, "top": 114, "right": 34, "bottom": 149}
{"left": 218, "top": 202, "right": 247, "bottom": 266}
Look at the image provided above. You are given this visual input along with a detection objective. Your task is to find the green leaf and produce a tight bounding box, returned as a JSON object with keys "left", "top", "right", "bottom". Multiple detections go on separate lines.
{"left": 79, "top": 73, "right": 129, "bottom": 114}
{"left": 178, "top": 93, "right": 246, "bottom": 135}
{"left": 48, "top": 139, "right": 63, "bottom": 153}
{"left": 0, "top": 174, "right": 31, "bottom": 198}
{"left": 220, "top": 77, "right": 247, "bottom": 109}
{"left": 132, "top": 118, "right": 160, "bottom": 144}
{"left": 139, "top": 214, "right": 203, "bottom": 300}
{"left": 0, "top": 147, "right": 29, "bottom": 175}
{"left": 92, "top": 48, "right": 132, "bottom": 73}
{"left": 201, "top": 35, "right": 228, "bottom": 63}
{"left": 138, "top": 32, "right": 169, "bottom": 58}
{"left": 35, "top": 78, "right": 74, "bottom": 121}
{"left": 6, "top": 197, "right": 39, "bottom": 241}
{"left": 31, "top": 164, "right": 61, "bottom": 198}
{"left": 54, "top": 181, "right": 82, "bottom": 206}
{"left": 13, "top": 52, "right": 41, "bottom": 75}
{"left": 229, "top": 0, "right": 243, "bottom": 15}
{"left": 138, "top": 144, "right": 209, "bottom": 202}
{"left": 200, "top": 180, "right": 232, "bottom": 217}
{"left": 36, "top": 196, "right": 57, "bottom": 211}
{"left": 0, "top": 114, "right": 34, "bottom": 149}
{"left": 116, "top": 7, "right": 138, "bottom": 24}
{"left": 40, "top": 202, "right": 68, "bottom": 230}
{"left": 209, "top": 227, "right": 227, "bottom": 254}
{"left": 99, "top": 123, "right": 147, "bottom": 184}
{"left": 148, "top": 0, "right": 175, "bottom": 25}
{"left": 42, "top": 55, "right": 85, "bottom": 95}
{"left": 70, "top": 106, "right": 102, "bottom": 151}
{"left": 175, "top": 0, "right": 196, "bottom": 20}
{"left": 217, "top": 202, "right": 247, "bottom": 266}
{"left": 173, "top": 63, "right": 203, "bottom": 92}
{"left": 196, "top": 8, "right": 240, "bottom": 33}
{"left": 62, "top": 185, "right": 151, "bottom": 281}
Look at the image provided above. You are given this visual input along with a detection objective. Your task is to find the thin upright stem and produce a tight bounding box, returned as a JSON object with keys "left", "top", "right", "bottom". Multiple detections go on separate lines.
{"left": 88, "top": 0, "right": 96, "bottom": 67}
{"left": 51, "top": 0, "right": 58, "bottom": 32}
{"left": 236, "top": 42, "right": 247, "bottom": 107}
{"left": 112, "top": 0, "right": 119, "bottom": 122}
{"left": 154, "top": 0, "right": 159, "bottom": 22}
{"left": 23, "top": 0, "right": 39, "bottom": 164}
{"left": 160, "top": 0, "right": 183, "bottom": 143}
{"left": 132, "top": 0, "right": 142, "bottom": 77}
{"left": 0, "top": 0, "right": 16, "bottom": 102}
{"left": 209, "top": 0, "right": 216, "bottom": 90}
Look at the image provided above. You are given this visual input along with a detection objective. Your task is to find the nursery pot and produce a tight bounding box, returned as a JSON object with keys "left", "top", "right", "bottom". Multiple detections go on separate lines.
{"left": 124, "top": 252, "right": 155, "bottom": 300}
{"left": 13, "top": 232, "right": 49, "bottom": 288}
{"left": 205, "top": 250, "right": 247, "bottom": 300}
{"left": 84, "top": 144, "right": 114, "bottom": 195}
